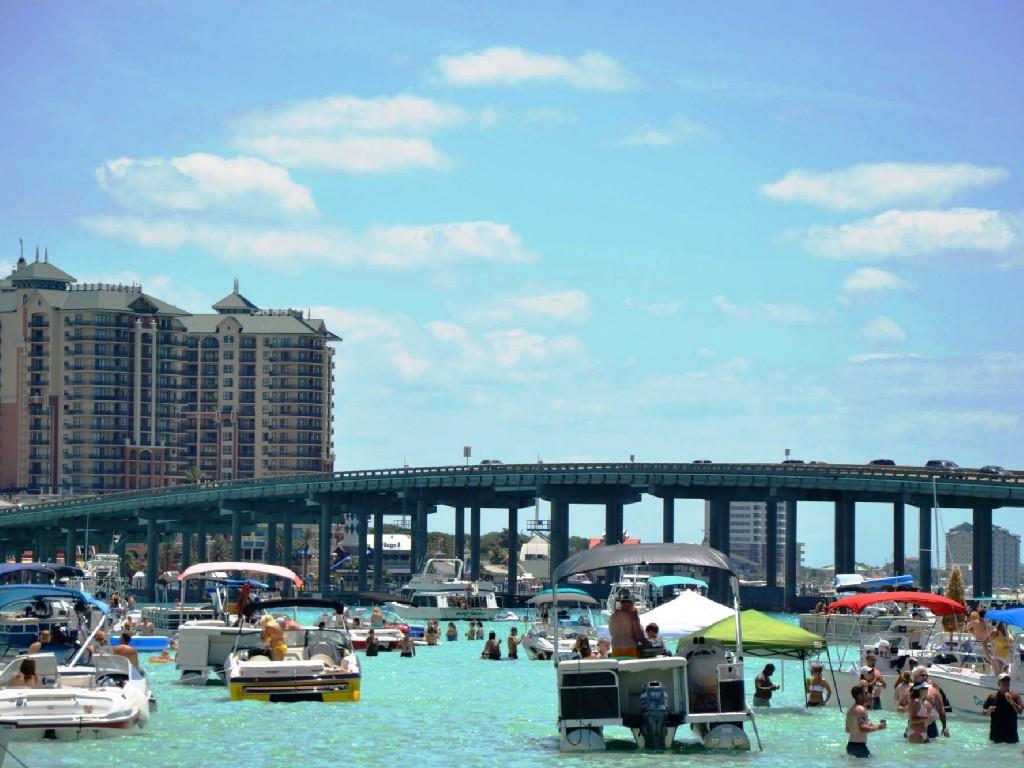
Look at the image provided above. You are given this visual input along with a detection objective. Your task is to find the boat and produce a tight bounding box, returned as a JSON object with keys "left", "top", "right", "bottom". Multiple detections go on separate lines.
{"left": 0, "top": 584, "right": 106, "bottom": 660}
{"left": 522, "top": 588, "right": 598, "bottom": 661}
{"left": 0, "top": 652, "right": 151, "bottom": 740}
{"left": 81, "top": 553, "right": 129, "bottom": 601}
{"left": 824, "top": 591, "right": 969, "bottom": 709}
{"left": 603, "top": 567, "right": 655, "bottom": 615}
{"left": 0, "top": 563, "right": 84, "bottom": 588}
{"left": 334, "top": 606, "right": 407, "bottom": 651}
{"left": 648, "top": 575, "right": 708, "bottom": 605}
{"left": 492, "top": 610, "right": 521, "bottom": 622}
{"left": 174, "top": 562, "right": 303, "bottom": 685}
{"left": 550, "top": 543, "right": 761, "bottom": 752}
{"left": 393, "top": 558, "right": 500, "bottom": 620}
{"left": 225, "top": 598, "right": 360, "bottom": 703}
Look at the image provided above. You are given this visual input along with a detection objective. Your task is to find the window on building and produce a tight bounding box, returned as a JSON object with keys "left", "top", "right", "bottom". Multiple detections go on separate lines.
{"left": 223, "top": 351, "right": 234, "bottom": 360}
{"left": 223, "top": 391, "right": 233, "bottom": 400}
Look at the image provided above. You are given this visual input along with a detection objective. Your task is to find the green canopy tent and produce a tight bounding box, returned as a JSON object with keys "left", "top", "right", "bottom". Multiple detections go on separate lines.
{"left": 689, "top": 609, "right": 826, "bottom": 660}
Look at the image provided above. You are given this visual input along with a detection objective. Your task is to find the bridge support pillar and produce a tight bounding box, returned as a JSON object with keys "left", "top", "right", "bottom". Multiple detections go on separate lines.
{"left": 265, "top": 521, "right": 278, "bottom": 565}
{"left": 549, "top": 499, "right": 569, "bottom": 584}
{"left": 228, "top": 507, "right": 243, "bottom": 563}
{"left": 765, "top": 500, "right": 778, "bottom": 589}
{"left": 196, "top": 514, "right": 208, "bottom": 563}
{"left": 145, "top": 517, "right": 159, "bottom": 602}
{"left": 282, "top": 508, "right": 294, "bottom": 596}
{"left": 357, "top": 510, "right": 369, "bottom": 592}
{"left": 893, "top": 502, "right": 905, "bottom": 576}
{"left": 372, "top": 506, "right": 384, "bottom": 591}
{"left": 605, "top": 502, "right": 623, "bottom": 545}
{"left": 662, "top": 497, "right": 675, "bottom": 575}
{"left": 469, "top": 506, "right": 481, "bottom": 581}
{"left": 180, "top": 528, "right": 192, "bottom": 572}
{"left": 785, "top": 501, "right": 798, "bottom": 610}
{"left": 918, "top": 504, "right": 932, "bottom": 591}
{"left": 65, "top": 527, "right": 77, "bottom": 567}
{"left": 973, "top": 506, "right": 993, "bottom": 599}
{"left": 318, "top": 501, "right": 333, "bottom": 594}
{"left": 708, "top": 498, "right": 730, "bottom": 603}
{"left": 412, "top": 500, "right": 428, "bottom": 576}
{"left": 454, "top": 506, "right": 465, "bottom": 563}
{"left": 507, "top": 506, "right": 519, "bottom": 599}
{"left": 116, "top": 534, "right": 127, "bottom": 570}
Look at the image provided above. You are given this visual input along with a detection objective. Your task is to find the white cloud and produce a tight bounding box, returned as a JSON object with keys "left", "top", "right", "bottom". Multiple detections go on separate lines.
{"left": 761, "top": 162, "right": 1008, "bottom": 211}
{"left": 619, "top": 116, "right": 710, "bottom": 148}
{"left": 424, "top": 321, "right": 469, "bottom": 342}
{"left": 801, "top": 208, "right": 1016, "bottom": 260}
{"left": 842, "top": 267, "right": 912, "bottom": 293}
{"left": 713, "top": 295, "right": 829, "bottom": 326}
{"left": 436, "top": 47, "right": 635, "bottom": 91}
{"left": 847, "top": 351, "right": 923, "bottom": 364}
{"left": 96, "top": 154, "right": 315, "bottom": 214}
{"left": 859, "top": 315, "right": 907, "bottom": 346}
{"left": 236, "top": 94, "right": 469, "bottom": 136}
{"left": 78, "top": 269, "right": 214, "bottom": 314}
{"left": 80, "top": 216, "right": 533, "bottom": 270}
{"left": 458, "top": 289, "right": 591, "bottom": 325}
{"left": 233, "top": 136, "right": 448, "bottom": 173}
{"left": 525, "top": 107, "right": 577, "bottom": 125}
{"left": 624, "top": 298, "right": 681, "bottom": 317}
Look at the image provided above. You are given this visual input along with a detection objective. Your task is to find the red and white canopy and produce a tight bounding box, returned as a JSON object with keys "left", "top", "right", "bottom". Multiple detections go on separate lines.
{"left": 827, "top": 591, "right": 966, "bottom": 616}
{"left": 177, "top": 561, "right": 303, "bottom": 588}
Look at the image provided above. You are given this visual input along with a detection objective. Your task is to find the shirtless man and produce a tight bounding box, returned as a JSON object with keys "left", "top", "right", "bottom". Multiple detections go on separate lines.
{"left": 967, "top": 609, "right": 993, "bottom": 661}
{"left": 112, "top": 631, "right": 140, "bottom": 670}
{"left": 608, "top": 590, "right": 645, "bottom": 657}
{"left": 28, "top": 629, "right": 51, "bottom": 654}
{"left": 845, "top": 684, "right": 887, "bottom": 758}
{"left": 506, "top": 627, "right": 522, "bottom": 660}
{"left": 862, "top": 653, "right": 886, "bottom": 710}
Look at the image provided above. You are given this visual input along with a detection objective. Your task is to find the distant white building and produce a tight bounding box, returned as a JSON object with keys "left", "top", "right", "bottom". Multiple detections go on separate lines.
{"left": 703, "top": 501, "right": 803, "bottom": 578}
{"left": 946, "top": 522, "right": 1020, "bottom": 590}
{"left": 359, "top": 534, "right": 412, "bottom": 576}
{"left": 519, "top": 533, "right": 550, "bottom": 581}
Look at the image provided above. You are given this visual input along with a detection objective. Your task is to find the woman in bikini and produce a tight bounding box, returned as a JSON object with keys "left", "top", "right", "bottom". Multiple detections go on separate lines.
{"left": 805, "top": 663, "right": 832, "bottom": 707}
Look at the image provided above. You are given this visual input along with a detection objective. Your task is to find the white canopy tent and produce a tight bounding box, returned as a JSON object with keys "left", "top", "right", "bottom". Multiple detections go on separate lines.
{"left": 637, "top": 590, "right": 735, "bottom": 638}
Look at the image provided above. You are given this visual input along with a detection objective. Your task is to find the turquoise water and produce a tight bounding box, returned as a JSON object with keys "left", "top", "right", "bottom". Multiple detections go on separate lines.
{"left": 8, "top": 615, "right": 1011, "bottom": 768}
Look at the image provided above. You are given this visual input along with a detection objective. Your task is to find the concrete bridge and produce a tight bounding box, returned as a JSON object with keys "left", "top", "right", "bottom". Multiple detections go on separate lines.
{"left": 1, "top": 462, "right": 1021, "bottom": 602}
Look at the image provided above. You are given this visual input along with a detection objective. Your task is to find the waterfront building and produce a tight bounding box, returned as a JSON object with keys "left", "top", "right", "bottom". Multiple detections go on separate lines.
{"left": 702, "top": 500, "right": 804, "bottom": 579}
{"left": 0, "top": 252, "right": 337, "bottom": 493}
{"left": 946, "top": 522, "right": 1020, "bottom": 590}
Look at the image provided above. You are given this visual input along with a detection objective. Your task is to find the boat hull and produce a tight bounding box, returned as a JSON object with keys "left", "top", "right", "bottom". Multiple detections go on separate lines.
{"left": 926, "top": 666, "right": 998, "bottom": 719}
{"left": 386, "top": 604, "right": 499, "bottom": 621}
{"left": 227, "top": 674, "right": 361, "bottom": 703}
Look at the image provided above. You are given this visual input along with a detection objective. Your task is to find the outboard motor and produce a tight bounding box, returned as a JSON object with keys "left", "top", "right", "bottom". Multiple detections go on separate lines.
{"left": 640, "top": 680, "right": 668, "bottom": 750}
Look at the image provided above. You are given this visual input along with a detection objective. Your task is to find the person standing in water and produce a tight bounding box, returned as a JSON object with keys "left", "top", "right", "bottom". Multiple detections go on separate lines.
{"left": 753, "top": 664, "right": 780, "bottom": 707}
{"left": 481, "top": 631, "right": 501, "bottom": 660}
{"left": 805, "top": 663, "right": 832, "bottom": 707}
{"left": 445, "top": 622, "right": 458, "bottom": 641}
{"left": 845, "top": 685, "right": 887, "bottom": 758}
{"left": 506, "top": 627, "right": 522, "bottom": 659}
{"left": 983, "top": 673, "right": 1024, "bottom": 744}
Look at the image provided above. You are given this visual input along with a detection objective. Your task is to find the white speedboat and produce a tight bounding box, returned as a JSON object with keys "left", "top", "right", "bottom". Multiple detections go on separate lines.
{"left": 394, "top": 558, "right": 500, "bottom": 620}
{"left": 0, "top": 652, "right": 151, "bottom": 740}
{"left": 493, "top": 610, "right": 520, "bottom": 622}
{"left": 174, "top": 561, "right": 303, "bottom": 685}
{"left": 225, "top": 598, "right": 360, "bottom": 703}
{"left": 551, "top": 543, "right": 760, "bottom": 752}
{"left": 522, "top": 588, "right": 598, "bottom": 661}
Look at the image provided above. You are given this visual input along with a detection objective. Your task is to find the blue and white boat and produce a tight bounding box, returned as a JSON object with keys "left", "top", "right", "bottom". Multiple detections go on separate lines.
{"left": 0, "top": 584, "right": 107, "bottom": 659}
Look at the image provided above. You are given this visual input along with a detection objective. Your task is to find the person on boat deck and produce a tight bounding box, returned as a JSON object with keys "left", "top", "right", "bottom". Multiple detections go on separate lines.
{"left": 595, "top": 638, "right": 611, "bottom": 659}
{"left": 911, "top": 667, "right": 950, "bottom": 739}
{"left": 862, "top": 652, "right": 886, "bottom": 709}
{"left": 481, "top": 631, "right": 501, "bottom": 660}
{"left": 845, "top": 684, "right": 887, "bottom": 758}
{"left": 644, "top": 623, "right": 669, "bottom": 656}
{"left": 365, "top": 629, "right": 380, "bottom": 657}
{"left": 805, "top": 663, "right": 832, "bottom": 707}
{"left": 112, "top": 630, "right": 140, "bottom": 671}
{"left": 983, "top": 672, "right": 1024, "bottom": 744}
{"left": 260, "top": 614, "right": 287, "bottom": 661}
{"left": 966, "top": 610, "right": 993, "bottom": 661}
{"left": 445, "top": 622, "right": 458, "bottom": 641}
{"left": 10, "top": 658, "right": 41, "bottom": 688}
{"left": 28, "top": 629, "right": 51, "bottom": 654}
{"left": 990, "top": 622, "right": 1013, "bottom": 675}
{"left": 506, "top": 626, "right": 522, "bottom": 659}
{"left": 608, "top": 590, "right": 645, "bottom": 657}
{"left": 398, "top": 628, "right": 416, "bottom": 658}
{"left": 570, "top": 636, "right": 593, "bottom": 660}
{"left": 753, "top": 664, "right": 780, "bottom": 707}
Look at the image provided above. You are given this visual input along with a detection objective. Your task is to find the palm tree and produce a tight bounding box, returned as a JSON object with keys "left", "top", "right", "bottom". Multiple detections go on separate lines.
{"left": 209, "top": 535, "right": 230, "bottom": 562}
{"left": 184, "top": 466, "right": 204, "bottom": 485}
{"left": 943, "top": 565, "right": 966, "bottom": 634}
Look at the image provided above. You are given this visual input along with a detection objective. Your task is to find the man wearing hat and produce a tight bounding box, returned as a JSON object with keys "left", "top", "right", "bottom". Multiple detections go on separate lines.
{"left": 983, "top": 672, "right": 1024, "bottom": 743}
{"left": 911, "top": 667, "right": 949, "bottom": 739}
{"left": 608, "top": 589, "right": 645, "bottom": 657}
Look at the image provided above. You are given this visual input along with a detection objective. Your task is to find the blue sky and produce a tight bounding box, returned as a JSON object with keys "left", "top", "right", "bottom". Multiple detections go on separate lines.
{"left": 3, "top": 2, "right": 1023, "bottom": 566}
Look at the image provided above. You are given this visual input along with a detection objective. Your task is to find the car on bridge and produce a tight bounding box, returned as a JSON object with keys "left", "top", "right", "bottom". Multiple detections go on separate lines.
{"left": 925, "top": 459, "right": 966, "bottom": 478}
{"left": 868, "top": 458, "right": 895, "bottom": 466}
{"left": 979, "top": 465, "right": 1011, "bottom": 476}
{"left": 691, "top": 459, "right": 713, "bottom": 464}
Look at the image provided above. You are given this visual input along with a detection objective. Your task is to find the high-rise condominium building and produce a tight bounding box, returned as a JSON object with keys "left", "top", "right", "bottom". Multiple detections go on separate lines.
{"left": 0, "top": 252, "right": 338, "bottom": 493}
{"left": 946, "top": 522, "right": 1020, "bottom": 590}
{"left": 702, "top": 500, "right": 803, "bottom": 577}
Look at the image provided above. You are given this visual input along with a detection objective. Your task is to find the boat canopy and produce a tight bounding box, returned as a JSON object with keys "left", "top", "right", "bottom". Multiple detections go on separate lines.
{"left": 827, "top": 591, "right": 967, "bottom": 616}
{"left": 527, "top": 588, "right": 597, "bottom": 606}
{"left": 177, "top": 561, "right": 303, "bottom": 587}
{"left": 648, "top": 574, "right": 709, "bottom": 591}
{"left": 0, "top": 562, "right": 85, "bottom": 580}
{"left": 552, "top": 543, "right": 736, "bottom": 583}
{"left": 242, "top": 598, "right": 345, "bottom": 619}
{"left": 635, "top": 590, "right": 734, "bottom": 638}
{"left": 984, "top": 607, "right": 1024, "bottom": 627}
{"left": 0, "top": 584, "right": 109, "bottom": 613}
{"left": 691, "top": 610, "right": 826, "bottom": 659}
{"left": 835, "top": 573, "right": 914, "bottom": 592}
